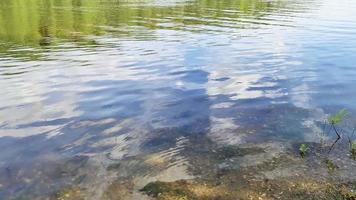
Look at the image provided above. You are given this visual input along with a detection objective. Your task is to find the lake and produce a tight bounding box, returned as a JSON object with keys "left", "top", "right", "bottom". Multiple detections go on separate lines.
{"left": 1, "top": 0, "right": 356, "bottom": 199}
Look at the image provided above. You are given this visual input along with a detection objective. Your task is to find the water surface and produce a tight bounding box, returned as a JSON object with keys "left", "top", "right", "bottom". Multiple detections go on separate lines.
{"left": 1, "top": 0, "right": 356, "bottom": 199}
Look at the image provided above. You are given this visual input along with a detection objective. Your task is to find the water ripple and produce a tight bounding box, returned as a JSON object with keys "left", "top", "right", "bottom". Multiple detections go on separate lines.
{"left": 1, "top": 0, "right": 356, "bottom": 198}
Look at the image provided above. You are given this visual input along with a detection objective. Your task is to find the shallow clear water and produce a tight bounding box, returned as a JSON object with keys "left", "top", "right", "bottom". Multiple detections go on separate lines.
{"left": 1, "top": 0, "right": 356, "bottom": 199}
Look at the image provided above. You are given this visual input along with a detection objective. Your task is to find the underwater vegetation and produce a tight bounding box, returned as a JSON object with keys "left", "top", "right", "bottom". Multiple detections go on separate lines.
{"left": 350, "top": 140, "right": 356, "bottom": 160}
{"left": 299, "top": 109, "right": 356, "bottom": 172}
{"left": 299, "top": 143, "right": 309, "bottom": 158}
{"left": 324, "top": 159, "right": 339, "bottom": 173}
{"left": 328, "top": 109, "right": 348, "bottom": 126}
{"left": 300, "top": 109, "right": 356, "bottom": 157}
{"left": 326, "top": 109, "right": 356, "bottom": 156}
{"left": 327, "top": 109, "right": 348, "bottom": 153}
{"left": 347, "top": 128, "right": 356, "bottom": 160}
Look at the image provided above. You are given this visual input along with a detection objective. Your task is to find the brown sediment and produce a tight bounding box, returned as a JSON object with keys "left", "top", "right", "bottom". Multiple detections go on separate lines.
{"left": 140, "top": 180, "right": 245, "bottom": 200}
{"left": 101, "top": 181, "right": 134, "bottom": 200}
{"left": 48, "top": 139, "right": 356, "bottom": 200}
{"left": 140, "top": 178, "right": 356, "bottom": 200}
{"left": 53, "top": 186, "right": 86, "bottom": 200}
{"left": 139, "top": 140, "right": 356, "bottom": 200}
{"left": 46, "top": 132, "right": 356, "bottom": 200}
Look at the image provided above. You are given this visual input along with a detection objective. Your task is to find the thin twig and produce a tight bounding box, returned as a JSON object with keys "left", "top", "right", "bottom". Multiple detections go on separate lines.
{"left": 328, "top": 124, "right": 341, "bottom": 154}
{"left": 332, "top": 124, "right": 341, "bottom": 139}
{"left": 328, "top": 137, "right": 340, "bottom": 154}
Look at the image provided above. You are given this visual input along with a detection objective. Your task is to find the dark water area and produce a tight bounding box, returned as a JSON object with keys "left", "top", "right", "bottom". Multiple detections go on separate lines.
{"left": 1, "top": 0, "right": 356, "bottom": 199}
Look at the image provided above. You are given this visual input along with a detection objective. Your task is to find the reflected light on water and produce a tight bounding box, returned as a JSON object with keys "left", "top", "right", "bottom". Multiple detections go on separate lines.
{"left": 1, "top": 0, "right": 356, "bottom": 199}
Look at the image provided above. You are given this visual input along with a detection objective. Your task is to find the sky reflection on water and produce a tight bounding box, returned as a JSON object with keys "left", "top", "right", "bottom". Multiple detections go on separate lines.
{"left": 1, "top": 0, "right": 356, "bottom": 199}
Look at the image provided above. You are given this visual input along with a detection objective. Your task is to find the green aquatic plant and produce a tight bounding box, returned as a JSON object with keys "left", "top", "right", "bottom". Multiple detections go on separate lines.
{"left": 324, "top": 159, "right": 338, "bottom": 173}
{"left": 328, "top": 109, "right": 348, "bottom": 125}
{"left": 299, "top": 144, "right": 309, "bottom": 158}
{"left": 327, "top": 109, "right": 348, "bottom": 153}
{"left": 350, "top": 140, "right": 356, "bottom": 160}
{"left": 347, "top": 128, "right": 356, "bottom": 160}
